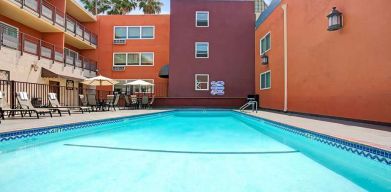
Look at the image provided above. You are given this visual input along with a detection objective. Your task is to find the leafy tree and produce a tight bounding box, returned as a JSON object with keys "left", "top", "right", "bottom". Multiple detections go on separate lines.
{"left": 80, "top": 0, "right": 111, "bottom": 15}
{"left": 80, "top": 0, "right": 164, "bottom": 15}
{"left": 139, "top": 0, "right": 163, "bottom": 14}
{"left": 107, "top": 0, "right": 138, "bottom": 15}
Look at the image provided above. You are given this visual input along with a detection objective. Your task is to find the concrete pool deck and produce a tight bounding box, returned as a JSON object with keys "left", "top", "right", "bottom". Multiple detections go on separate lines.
{"left": 0, "top": 109, "right": 390, "bottom": 151}
{"left": 245, "top": 110, "right": 391, "bottom": 151}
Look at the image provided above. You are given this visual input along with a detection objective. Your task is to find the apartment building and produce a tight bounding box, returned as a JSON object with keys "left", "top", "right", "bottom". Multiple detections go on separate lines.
{"left": 255, "top": 0, "right": 391, "bottom": 123}
{"left": 166, "top": 0, "right": 255, "bottom": 106}
{"left": 93, "top": 15, "right": 170, "bottom": 97}
{"left": 0, "top": 0, "right": 98, "bottom": 90}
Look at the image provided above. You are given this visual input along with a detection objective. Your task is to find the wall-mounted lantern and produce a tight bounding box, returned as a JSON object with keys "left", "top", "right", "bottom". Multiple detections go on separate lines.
{"left": 261, "top": 54, "right": 269, "bottom": 65}
{"left": 327, "top": 7, "right": 343, "bottom": 31}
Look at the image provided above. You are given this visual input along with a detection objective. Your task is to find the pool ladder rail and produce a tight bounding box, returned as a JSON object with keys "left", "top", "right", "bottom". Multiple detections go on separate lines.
{"left": 239, "top": 99, "right": 258, "bottom": 113}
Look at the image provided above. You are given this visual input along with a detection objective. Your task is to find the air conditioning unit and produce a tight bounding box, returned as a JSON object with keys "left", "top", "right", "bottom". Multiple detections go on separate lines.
{"left": 113, "top": 39, "right": 126, "bottom": 45}
{"left": 112, "top": 66, "right": 125, "bottom": 71}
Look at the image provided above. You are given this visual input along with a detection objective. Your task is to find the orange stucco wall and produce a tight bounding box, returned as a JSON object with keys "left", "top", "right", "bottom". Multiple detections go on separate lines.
{"left": 255, "top": 0, "right": 391, "bottom": 123}
{"left": 93, "top": 15, "right": 170, "bottom": 96}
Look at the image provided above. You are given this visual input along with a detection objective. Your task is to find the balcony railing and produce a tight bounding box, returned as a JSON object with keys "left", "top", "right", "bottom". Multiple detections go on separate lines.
{"left": 10, "top": 0, "right": 96, "bottom": 45}
{"left": 0, "top": 28, "right": 97, "bottom": 73}
{"left": 65, "top": 15, "right": 98, "bottom": 46}
{"left": 64, "top": 48, "right": 97, "bottom": 72}
{"left": 12, "top": 0, "right": 65, "bottom": 27}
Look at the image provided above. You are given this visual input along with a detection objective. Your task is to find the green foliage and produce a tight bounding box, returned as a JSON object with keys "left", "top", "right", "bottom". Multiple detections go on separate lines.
{"left": 80, "top": 0, "right": 164, "bottom": 15}
{"left": 139, "top": 0, "right": 163, "bottom": 14}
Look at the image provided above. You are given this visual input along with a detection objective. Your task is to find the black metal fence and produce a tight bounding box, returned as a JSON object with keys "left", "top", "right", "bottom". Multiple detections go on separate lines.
{"left": 0, "top": 80, "right": 169, "bottom": 108}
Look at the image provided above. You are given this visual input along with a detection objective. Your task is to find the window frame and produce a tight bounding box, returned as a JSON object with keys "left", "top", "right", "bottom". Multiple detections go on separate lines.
{"left": 113, "top": 26, "right": 128, "bottom": 40}
{"left": 195, "top": 74, "right": 210, "bottom": 91}
{"left": 195, "top": 42, "right": 209, "bottom": 59}
{"left": 195, "top": 11, "right": 210, "bottom": 27}
{"left": 113, "top": 26, "right": 155, "bottom": 40}
{"left": 260, "top": 70, "right": 271, "bottom": 90}
{"left": 112, "top": 52, "right": 128, "bottom": 66}
{"left": 113, "top": 52, "right": 154, "bottom": 67}
{"left": 260, "top": 32, "right": 271, "bottom": 55}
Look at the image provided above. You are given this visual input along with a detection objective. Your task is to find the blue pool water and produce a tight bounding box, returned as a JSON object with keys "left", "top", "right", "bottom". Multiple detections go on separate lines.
{"left": 0, "top": 110, "right": 390, "bottom": 192}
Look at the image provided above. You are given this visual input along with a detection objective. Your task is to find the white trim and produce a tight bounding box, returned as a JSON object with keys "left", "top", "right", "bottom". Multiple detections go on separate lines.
{"left": 260, "top": 70, "right": 271, "bottom": 90}
{"left": 113, "top": 52, "right": 154, "bottom": 67}
{"left": 282, "top": 4, "right": 288, "bottom": 112}
{"left": 195, "top": 42, "right": 209, "bottom": 59}
{"left": 196, "top": 11, "right": 209, "bottom": 27}
{"left": 195, "top": 74, "right": 209, "bottom": 91}
{"left": 113, "top": 26, "right": 155, "bottom": 40}
{"left": 260, "top": 32, "right": 271, "bottom": 55}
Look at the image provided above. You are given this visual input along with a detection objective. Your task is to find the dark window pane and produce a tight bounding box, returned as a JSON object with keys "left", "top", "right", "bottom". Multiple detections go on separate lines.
{"left": 114, "top": 54, "right": 126, "bottom": 66}
{"left": 115, "top": 27, "right": 127, "bottom": 39}
{"left": 141, "top": 27, "right": 154, "bottom": 39}
{"left": 196, "top": 12, "right": 209, "bottom": 26}
{"left": 128, "top": 27, "right": 140, "bottom": 39}
{"left": 127, "top": 53, "right": 139, "bottom": 65}
{"left": 141, "top": 53, "right": 154, "bottom": 65}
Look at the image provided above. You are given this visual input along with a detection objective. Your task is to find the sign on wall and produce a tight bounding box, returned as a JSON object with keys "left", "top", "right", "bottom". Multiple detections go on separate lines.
{"left": 210, "top": 81, "right": 225, "bottom": 96}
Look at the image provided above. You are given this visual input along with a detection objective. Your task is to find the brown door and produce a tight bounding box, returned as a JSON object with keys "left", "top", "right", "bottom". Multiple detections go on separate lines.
{"left": 49, "top": 81, "right": 60, "bottom": 101}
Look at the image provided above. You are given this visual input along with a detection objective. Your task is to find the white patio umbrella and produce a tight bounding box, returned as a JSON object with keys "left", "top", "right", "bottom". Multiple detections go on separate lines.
{"left": 125, "top": 80, "right": 154, "bottom": 86}
{"left": 82, "top": 75, "right": 119, "bottom": 86}
{"left": 125, "top": 80, "right": 154, "bottom": 95}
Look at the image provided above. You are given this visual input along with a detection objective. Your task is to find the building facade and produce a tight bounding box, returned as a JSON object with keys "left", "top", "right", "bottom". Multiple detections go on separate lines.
{"left": 92, "top": 15, "right": 170, "bottom": 97}
{"left": 0, "top": 0, "right": 98, "bottom": 85}
{"left": 167, "top": 0, "right": 255, "bottom": 106}
{"left": 255, "top": 0, "right": 391, "bottom": 123}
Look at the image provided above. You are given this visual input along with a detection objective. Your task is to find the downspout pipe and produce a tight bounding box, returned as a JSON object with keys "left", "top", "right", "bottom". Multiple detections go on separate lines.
{"left": 281, "top": 4, "right": 288, "bottom": 112}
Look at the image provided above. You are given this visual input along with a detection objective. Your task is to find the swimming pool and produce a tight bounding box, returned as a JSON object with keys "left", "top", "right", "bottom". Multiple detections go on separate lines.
{"left": 0, "top": 110, "right": 390, "bottom": 191}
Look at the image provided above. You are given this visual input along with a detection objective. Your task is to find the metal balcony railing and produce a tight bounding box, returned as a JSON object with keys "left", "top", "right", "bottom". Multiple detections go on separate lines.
{"left": 10, "top": 0, "right": 97, "bottom": 45}
{"left": 65, "top": 15, "right": 98, "bottom": 46}
{"left": 0, "top": 28, "right": 97, "bottom": 73}
{"left": 63, "top": 48, "right": 97, "bottom": 72}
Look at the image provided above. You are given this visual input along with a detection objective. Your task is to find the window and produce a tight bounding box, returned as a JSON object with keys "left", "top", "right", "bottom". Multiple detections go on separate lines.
{"left": 113, "top": 53, "right": 127, "bottom": 66}
{"left": 195, "top": 42, "right": 209, "bottom": 58}
{"left": 141, "top": 53, "right": 154, "bottom": 65}
{"left": 141, "top": 27, "right": 154, "bottom": 39}
{"left": 114, "top": 27, "right": 127, "bottom": 39}
{"left": 114, "top": 26, "right": 155, "bottom": 40}
{"left": 260, "top": 71, "right": 271, "bottom": 90}
{"left": 196, "top": 11, "right": 209, "bottom": 27}
{"left": 260, "top": 32, "right": 271, "bottom": 54}
{"left": 113, "top": 52, "right": 154, "bottom": 66}
{"left": 114, "top": 79, "right": 154, "bottom": 94}
{"left": 128, "top": 27, "right": 140, "bottom": 39}
{"left": 195, "top": 74, "right": 209, "bottom": 91}
{"left": 0, "top": 22, "right": 19, "bottom": 49}
{"left": 127, "top": 53, "right": 139, "bottom": 66}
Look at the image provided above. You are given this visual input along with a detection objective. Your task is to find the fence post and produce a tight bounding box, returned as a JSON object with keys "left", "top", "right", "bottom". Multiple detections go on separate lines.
{"left": 10, "top": 80, "right": 16, "bottom": 109}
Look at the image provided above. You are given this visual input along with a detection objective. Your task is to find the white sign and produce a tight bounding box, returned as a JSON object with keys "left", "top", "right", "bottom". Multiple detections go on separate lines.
{"left": 210, "top": 81, "right": 225, "bottom": 96}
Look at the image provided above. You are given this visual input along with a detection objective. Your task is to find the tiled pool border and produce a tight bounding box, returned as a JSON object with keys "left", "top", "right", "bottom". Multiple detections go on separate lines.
{"left": 234, "top": 111, "right": 391, "bottom": 166}
{"left": 0, "top": 109, "right": 390, "bottom": 165}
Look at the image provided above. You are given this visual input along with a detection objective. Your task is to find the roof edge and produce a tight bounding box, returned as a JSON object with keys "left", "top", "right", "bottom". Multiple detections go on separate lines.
{"left": 255, "top": 0, "right": 281, "bottom": 29}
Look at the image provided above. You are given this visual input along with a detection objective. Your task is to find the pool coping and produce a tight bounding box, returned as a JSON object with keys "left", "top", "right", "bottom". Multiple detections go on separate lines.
{"left": 234, "top": 110, "right": 391, "bottom": 165}
{"left": 0, "top": 109, "right": 390, "bottom": 165}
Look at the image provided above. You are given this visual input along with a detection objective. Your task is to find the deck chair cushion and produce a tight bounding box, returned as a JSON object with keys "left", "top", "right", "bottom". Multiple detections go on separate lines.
{"left": 20, "top": 92, "right": 28, "bottom": 101}
{"left": 49, "top": 93, "right": 57, "bottom": 100}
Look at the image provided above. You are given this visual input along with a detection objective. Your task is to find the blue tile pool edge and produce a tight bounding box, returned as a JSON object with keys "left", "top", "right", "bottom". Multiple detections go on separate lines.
{"left": 0, "top": 109, "right": 390, "bottom": 165}
{"left": 0, "top": 110, "right": 174, "bottom": 142}
{"left": 234, "top": 111, "right": 391, "bottom": 166}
